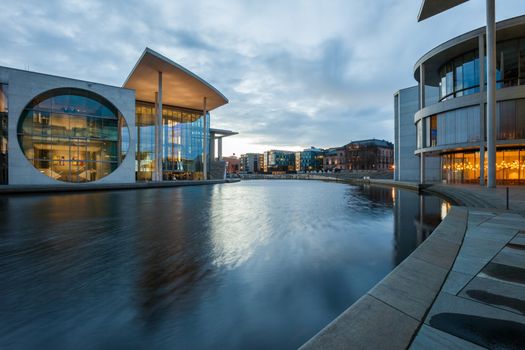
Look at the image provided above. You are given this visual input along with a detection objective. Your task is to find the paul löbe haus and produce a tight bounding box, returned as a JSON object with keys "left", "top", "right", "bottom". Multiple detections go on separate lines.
{"left": 0, "top": 48, "right": 237, "bottom": 186}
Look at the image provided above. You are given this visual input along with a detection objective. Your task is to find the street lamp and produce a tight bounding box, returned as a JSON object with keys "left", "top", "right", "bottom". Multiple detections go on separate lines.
{"left": 418, "top": 0, "right": 497, "bottom": 188}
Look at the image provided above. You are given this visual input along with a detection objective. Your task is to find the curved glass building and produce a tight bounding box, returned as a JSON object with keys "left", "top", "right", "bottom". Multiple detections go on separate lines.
{"left": 403, "top": 15, "right": 525, "bottom": 184}
{"left": 0, "top": 48, "right": 233, "bottom": 186}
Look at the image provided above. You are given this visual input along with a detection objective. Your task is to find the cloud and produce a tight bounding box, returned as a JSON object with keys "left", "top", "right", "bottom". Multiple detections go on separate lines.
{"left": 0, "top": 0, "right": 524, "bottom": 156}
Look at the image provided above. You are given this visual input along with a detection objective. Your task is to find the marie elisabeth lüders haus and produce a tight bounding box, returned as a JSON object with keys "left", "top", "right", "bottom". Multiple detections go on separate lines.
{"left": 0, "top": 48, "right": 237, "bottom": 186}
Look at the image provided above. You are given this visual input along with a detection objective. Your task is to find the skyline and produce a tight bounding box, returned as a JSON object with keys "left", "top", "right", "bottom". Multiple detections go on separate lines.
{"left": 1, "top": 0, "right": 524, "bottom": 156}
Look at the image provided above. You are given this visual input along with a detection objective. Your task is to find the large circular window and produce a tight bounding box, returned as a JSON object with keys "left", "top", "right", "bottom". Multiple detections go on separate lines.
{"left": 17, "top": 88, "right": 130, "bottom": 183}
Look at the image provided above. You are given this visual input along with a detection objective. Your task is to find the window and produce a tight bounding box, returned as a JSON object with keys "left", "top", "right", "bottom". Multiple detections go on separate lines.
{"left": 17, "top": 88, "right": 129, "bottom": 183}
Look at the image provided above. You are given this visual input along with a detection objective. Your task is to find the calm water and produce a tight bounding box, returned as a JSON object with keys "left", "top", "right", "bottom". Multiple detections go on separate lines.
{"left": 0, "top": 180, "right": 447, "bottom": 349}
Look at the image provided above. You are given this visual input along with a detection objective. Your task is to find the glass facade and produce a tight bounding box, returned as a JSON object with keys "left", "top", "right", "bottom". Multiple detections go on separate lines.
{"left": 0, "top": 84, "right": 7, "bottom": 184}
{"left": 438, "top": 36, "right": 525, "bottom": 101}
{"left": 136, "top": 101, "right": 209, "bottom": 181}
{"left": 17, "top": 88, "right": 129, "bottom": 183}
{"left": 419, "top": 99, "right": 525, "bottom": 149}
{"left": 443, "top": 148, "right": 525, "bottom": 184}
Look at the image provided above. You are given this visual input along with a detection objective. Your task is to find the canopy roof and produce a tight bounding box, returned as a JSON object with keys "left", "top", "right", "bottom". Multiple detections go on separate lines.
{"left": 418, "top": 0, "right": 469, "bottom": 21}
{"left": 123, "top": 48, "right": 228, "bottom": 111}
{"left": 210, "top": 128, "right": 238, "bottom": 138}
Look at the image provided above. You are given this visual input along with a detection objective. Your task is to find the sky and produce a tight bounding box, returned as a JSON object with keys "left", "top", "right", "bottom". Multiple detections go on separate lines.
{"left": 1, "top": 0, "right": 524, "bottom": 156}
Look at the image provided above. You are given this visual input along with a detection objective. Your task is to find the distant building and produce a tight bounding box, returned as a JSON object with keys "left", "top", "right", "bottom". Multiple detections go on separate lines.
{"left": 258, "top": 153, "right": 265, "bottom": 173}
{"left": 240, "top": 153, "right": 260, "bottom": 173}
{"left": 323, "top": 147, "right": 346, "bottom": 171}
{"left": 297, "top": 147, "right": 324, "bottom": 172}
{"left": 264, "top": 150, "right": 296, "bottom": 173}
{"left": 345, "top": 139, "right": 394, "bottom": 171}
{"left": 223, "top": 156, "right": 240, "bottom": 174}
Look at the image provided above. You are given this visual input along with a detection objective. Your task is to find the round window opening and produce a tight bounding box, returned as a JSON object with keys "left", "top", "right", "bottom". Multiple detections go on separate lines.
{"left": 17, "top": 88, "right": 130, "bottom": 183}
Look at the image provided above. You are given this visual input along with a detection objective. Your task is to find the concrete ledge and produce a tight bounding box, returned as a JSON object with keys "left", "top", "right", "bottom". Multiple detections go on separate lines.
{"left": 0, "top": 179, "right": 240, "bottom": 195}
{"left": 300, "top": 207, "right": 469, "bottom": 350}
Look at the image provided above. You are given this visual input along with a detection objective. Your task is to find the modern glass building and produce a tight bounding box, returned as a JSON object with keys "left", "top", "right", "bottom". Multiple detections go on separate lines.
{"left": 408, "top": 15, "right": 525, "bottom": 184}
{"left": 0, "top": 48, "right": 232, "bottom": 186}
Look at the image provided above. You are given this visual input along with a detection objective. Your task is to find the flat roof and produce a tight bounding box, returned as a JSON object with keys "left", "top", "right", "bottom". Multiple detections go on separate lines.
{"left": 418, "top": 0, "right": 469, "bottom": 22}
{"left": 210, "top": 128, "right": 238, "bottom": 138}
{"left": 123, "top": 48, "right": 228, "bottom": 111}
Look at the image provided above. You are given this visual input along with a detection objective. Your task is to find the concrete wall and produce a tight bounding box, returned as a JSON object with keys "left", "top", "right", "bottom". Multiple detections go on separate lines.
{"left": 0, "top": 66, "right": 136, "bottom": 185}
{"left": 394, "top": 85, "right": 440, "bottom": 182}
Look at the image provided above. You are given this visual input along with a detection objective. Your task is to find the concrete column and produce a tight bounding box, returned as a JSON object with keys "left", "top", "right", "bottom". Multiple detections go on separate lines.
{"left": 419, "top": 63, "right": 425, "bottom": 109}
{"left": 486, "top": 0, "right": 496, "bottom": 188}
{"left": 155, "top": 71, "right": 163, "bottom": 181}
{"left": 137, "top": 123, "right": 141, "bottom": 180}
{"left": 420, "top": 153, "right": 425, "bottom": 184}
{"left": 218, "top": 137, "right": 223, "bottom": 161}
{"left": 202, "top": 97, "right": 207, "bottom": 180}
{"left": 479, "top": 33, "right": 486, "bottom": 186}
{"left": 210, "top": 132, "right": 215, "bottom": 161}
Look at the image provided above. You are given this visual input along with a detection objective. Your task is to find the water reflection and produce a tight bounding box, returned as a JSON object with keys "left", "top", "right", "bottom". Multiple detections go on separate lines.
{"left": 0, "top": 181, "right": 447, "bottom": 349}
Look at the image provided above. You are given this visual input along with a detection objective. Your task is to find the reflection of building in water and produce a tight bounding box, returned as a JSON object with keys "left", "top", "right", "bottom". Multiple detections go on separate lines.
{"left": 393, "top": 189, "right": 445, "bottom": 265}
{"left": 359, "top": 185, "right": 394, "bottom": 205}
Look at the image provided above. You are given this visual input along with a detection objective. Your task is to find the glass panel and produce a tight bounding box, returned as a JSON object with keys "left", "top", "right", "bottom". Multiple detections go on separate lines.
{"left": 497, "top": 100, "right": 517, "bottom": 140}
{"left": 520, "top": 38, "right": 525, "bottom": 85}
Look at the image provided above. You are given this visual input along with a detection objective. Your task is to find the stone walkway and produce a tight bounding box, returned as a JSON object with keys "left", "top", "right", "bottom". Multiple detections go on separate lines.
{"left": 411, "top": 209, "right": 525, "bottom": 349}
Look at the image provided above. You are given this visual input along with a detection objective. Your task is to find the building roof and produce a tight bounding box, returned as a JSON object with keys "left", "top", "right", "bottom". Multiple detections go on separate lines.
{"left": 417, "top": 0, "right": 469, "bottom": 22}
{"left": 123, "top": 48, "right": 228, "bottom": 111}
{"left": 210, "top": 128, "right": 238, "bottom": 138}
{"left": 348, "top": 139, "right": 393, "bottom": 148}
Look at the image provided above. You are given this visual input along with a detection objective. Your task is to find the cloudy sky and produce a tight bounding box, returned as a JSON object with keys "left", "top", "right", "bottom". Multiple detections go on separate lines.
{"left": 1, "top": 0, "right": 524, "bottom": 156}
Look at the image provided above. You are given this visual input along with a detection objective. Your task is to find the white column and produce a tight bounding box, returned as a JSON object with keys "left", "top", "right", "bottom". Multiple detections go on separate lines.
{"left": 486, "top": 0, "right": 496, "bottom": 188}
{"left": 419, "top": 65, "right": 426, "bottom": 185}
{"left": 155, "top": 71, "right": 163, "bottom": 181}
{"left": 479, "top": 34, "right": 486, "bottom": 186}
{"left": 210, "top": 132, "right": 215, "bottom": 161}
{"left": 202, "top": 97, "right": 207, "bottom": 180}
{"left": 218, "top": 137, "right": 223, "bottom": 161}
{"left": 419, "top": 63, "right": 425, "bottom": 109}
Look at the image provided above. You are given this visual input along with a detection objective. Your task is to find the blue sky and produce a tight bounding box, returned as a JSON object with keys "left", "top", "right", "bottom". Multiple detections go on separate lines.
{"left": 1, "top": 0, "right": 524, "bottom": 156}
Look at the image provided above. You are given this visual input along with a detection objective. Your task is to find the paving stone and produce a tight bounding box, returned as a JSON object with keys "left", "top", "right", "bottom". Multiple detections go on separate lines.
{"left": 492, "top": 245, "right": 525, "bottom": 270}
{"left": 480, "top": 220, "right": 525, "bottom": 231}
{"left": 441, "top": 271, "right": 473, "bottom": 295}
{"left": 452, "top": 255, "right": 492, "bottom": 276}
{"left": 425, "top": 292, "right": 525, "bottom": 348}
{"left": 410, "top": 325, "right": 485, "bottom": 350}
{"left": 409, "top": 235, "right": 460, "bottom": 270}
{"left": 369, "top": 256, "right": 448, "bottom": 321}
{"left": 464, "top": 225, "right": 518, "bottom": 243}
{"left": 510, "top": 233, "right": 525, "bottom": 246}
{"left": 451, "top": 237, "right": 508, "bottom": 275}
{"left": 300, "top": 295, "right": 419, "bottom": 350}
{"left": 478, "top": 262, "right": 525, "bottom": 286}
{"left": 459, "top": 276, "right": 525, "bottom": 316}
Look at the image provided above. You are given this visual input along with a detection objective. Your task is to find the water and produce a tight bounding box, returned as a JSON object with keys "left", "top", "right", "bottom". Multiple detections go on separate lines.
{"left": 0, "top": 180, "right": 447, "bottom": 349}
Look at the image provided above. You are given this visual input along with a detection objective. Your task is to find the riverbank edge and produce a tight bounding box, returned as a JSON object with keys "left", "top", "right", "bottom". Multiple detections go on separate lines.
{"left": 297, "top": 177, "right": 494, "bottom": 349}
{"left": 0, "top": 178, "right": 241, "bottom": 195}
{"left": 299, "top": 204, "right": 470, "bottom": 350}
